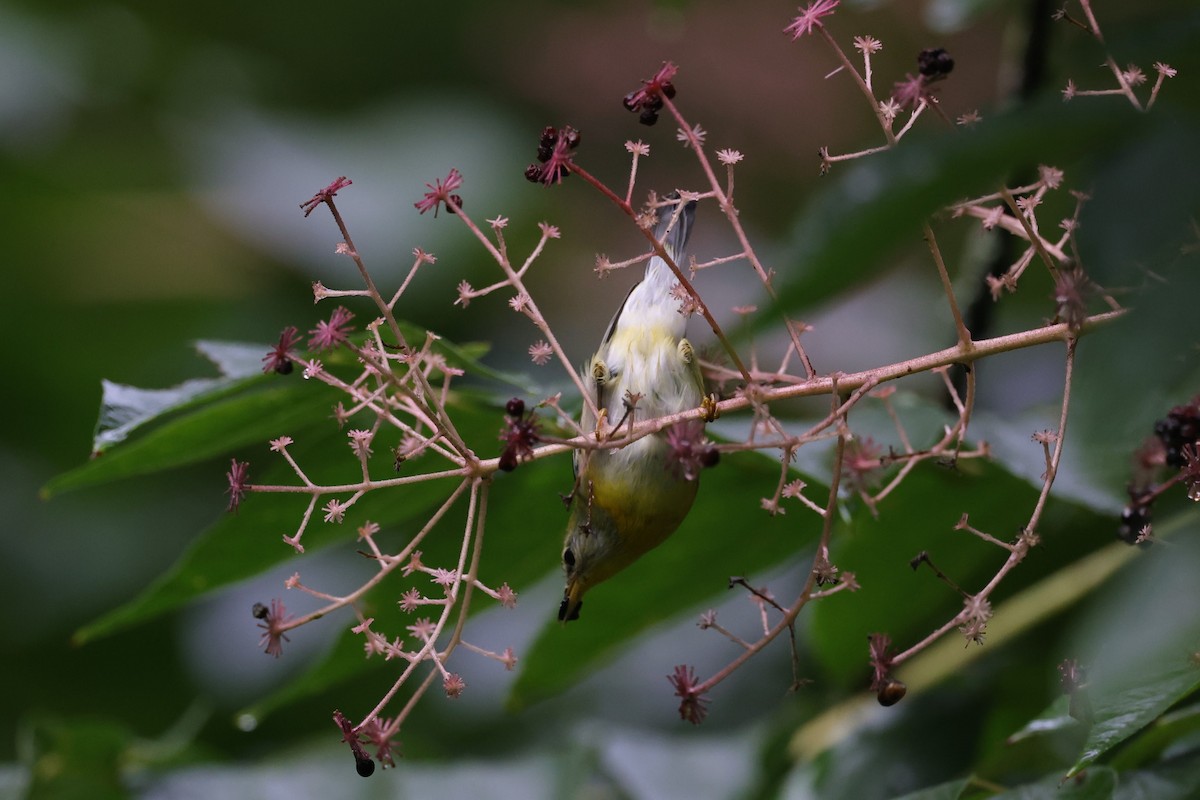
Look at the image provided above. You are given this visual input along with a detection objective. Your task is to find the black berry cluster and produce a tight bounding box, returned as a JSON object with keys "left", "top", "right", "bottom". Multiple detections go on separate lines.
{"left": 623, "top": 81, "right": 675, "bottom": 126}
{"left": 1154, "top": 399, "right": 1199, "bottom": 468}
{"left": 622, "top": 62, "right": 679, "bottom": 126}
{"left": 524, "top": 125, "right": 580, "bottom": 185}
{"left": 1117, "top": 395, "right": 1200, "bottom": 546}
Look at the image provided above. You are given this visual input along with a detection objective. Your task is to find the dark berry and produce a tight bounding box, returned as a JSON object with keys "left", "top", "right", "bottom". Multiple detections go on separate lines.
{"left": 498, "top": 448, "right": 518, "bottom": 472}
{"left": 639, "top": 108, "right": 659, "bottom": 126}
{"left": 355, "top": 755, "right": 375, "bottom": 777}
{"left": 506, "top": 398, "right": 525, "bottom": 417}
{"left": 918, "top": 48, "right": 954, "bottom": 78}
{"left": 524, "top": 164, "right": 542, "bottom": 183}
{"left": 876, "top": 678, "right": 907, "bottom": 706}
{"left": 275, "top": 360, "right": 294, "bottom": 375}
{"left": 252, "top": 602, "right": 269, "bottom": 619}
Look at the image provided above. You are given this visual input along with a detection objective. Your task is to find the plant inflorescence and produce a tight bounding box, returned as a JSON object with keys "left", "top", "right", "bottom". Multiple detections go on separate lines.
{"left": 213, "top": 0, "right": 1184, "bottom": 774}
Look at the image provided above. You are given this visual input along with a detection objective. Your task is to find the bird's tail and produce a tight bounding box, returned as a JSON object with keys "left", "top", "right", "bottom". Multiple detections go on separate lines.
{"left": 654, "top": 192, "right": 697, "bottom": 263}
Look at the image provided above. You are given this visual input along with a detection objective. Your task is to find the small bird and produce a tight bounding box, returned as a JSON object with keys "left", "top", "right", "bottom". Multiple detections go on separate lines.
{"left": 559, "top": 194, "right": 707, "bottom": 622}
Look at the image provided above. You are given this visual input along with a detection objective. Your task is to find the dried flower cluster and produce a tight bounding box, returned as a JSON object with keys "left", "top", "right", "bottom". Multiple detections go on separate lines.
{"left": 211, "top": 0, "right": 1174, "bottom": 774}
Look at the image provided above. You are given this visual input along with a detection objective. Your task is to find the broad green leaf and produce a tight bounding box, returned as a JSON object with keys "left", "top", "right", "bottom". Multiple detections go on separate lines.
{"left": 508, "top": 450, "right": 815, "bottom": 710}
{"left": 1109, "top": 701, "right": 1200, "bottom": 772}
{"left": 45, "top": 325, "right": 524, "bottom": 498}
{"left": 1005, "top": 696, "right": 1079, "bottom": 746}
{"left": 1066, "top": 656, "right": 1200, "bottom": 779}
{"left": 72, "top": 391, "right": 511, "bottom": 644}
{"left": 90, "top": 340, "right": 268, "bottom": 455}
{"left": 44, "top": 381, "right": 341, "bottom": 498}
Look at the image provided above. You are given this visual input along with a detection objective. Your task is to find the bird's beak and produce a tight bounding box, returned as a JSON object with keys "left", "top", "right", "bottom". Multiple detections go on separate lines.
{"left": 558, "top": 582, "right": 584, "bottom": 622}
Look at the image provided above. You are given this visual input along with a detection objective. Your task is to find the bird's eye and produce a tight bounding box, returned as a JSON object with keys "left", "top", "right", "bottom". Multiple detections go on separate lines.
{"left": 563, "top": 548, "right": 576, "bottom": 569}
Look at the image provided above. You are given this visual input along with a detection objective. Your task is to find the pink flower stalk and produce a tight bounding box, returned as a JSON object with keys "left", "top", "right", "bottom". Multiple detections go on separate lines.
{"left": 668, "top": 664, "right": 711, "bottom": 724}
{"left": 300, "top": 176, "right": 352, "bottom": 217}
{"left": 783, "top": 0, "right": 839, "bottom": 40}
{"left": 254, "top": 598, "right": 292, "bottom": 658}
{"left": 262, "top": 326, "right": 300, "bottom": 374}
{"left": 226, "top": 459, "right": 250, "bottom": 512}
{"left": 414, "top": 168, "right": 464, "bottom": 216}
{"left": 308, "top": 306, "right": 355, "bottom": 351}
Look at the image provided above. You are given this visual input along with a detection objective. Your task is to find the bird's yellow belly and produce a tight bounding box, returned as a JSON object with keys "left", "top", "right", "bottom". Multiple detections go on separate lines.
{"left": 589, "top": 437, "right": 699, "bottom": 563}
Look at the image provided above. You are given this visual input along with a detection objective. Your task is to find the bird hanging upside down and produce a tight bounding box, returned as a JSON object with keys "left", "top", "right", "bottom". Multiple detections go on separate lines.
{"left": 559, "top": 193, "right": 711, "bottom": 622}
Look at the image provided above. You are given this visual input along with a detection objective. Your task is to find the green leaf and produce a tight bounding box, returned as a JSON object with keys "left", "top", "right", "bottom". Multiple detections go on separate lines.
{"left": 1109, "top": 701, "right": 1200, "bottom": 772}
{"left": 1066, "top": 657, "right": 1200, "bottom": 779}
{"left": 508, "top": 451, "right": 816, "bottom": 710}
{"left": 90, "top": 340, "right": 268, "bottom": 454}
{"left": 72, "top": 391, "right": 511, "bottom": 644}
{"left": 45, "top": 326, "right": 524, "bottom": 498}
{"left": 1005, "top": 696, "right": 1080, "bottom": 746}
{"left": 44, "top": 381, "right": 341, "bottom": 498}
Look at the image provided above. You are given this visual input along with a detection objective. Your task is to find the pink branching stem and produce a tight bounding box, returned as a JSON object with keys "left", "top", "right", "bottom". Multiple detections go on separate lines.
{"left": 443, "top": 197, "right": 602, "bottom": 422}
{"left": 892, "top": 337, "right": 1077, "bottom": 667}
{"left": 355, "top": 478, "right": 483, "bottom": 732}
{"left": 386, "top": 251, "right": 434, "bottom": 310}
{"left": 923, "top": 223, "right": 972, "bottom": 349}
{"left": 998, "top": 187, "right": 1062, "bottom": 279}
{"left": 817, "top": 26, "right": 897, "bottom": 144}
{"left": 1074, "top": 0, "right": 1144, "bottom": 110}
{"left": 660, "top": 95, "right": 814, "bottom": 378}
{"left": 315, "top": 196, "right": 472, "bottom": 460}
{"left": 251, "top": 467, "right": 467, "bottom": 496}
{"left": 694, "top": 426, "right": 849, "bottom": 698}
{"left": 278, "top": 479, "right": 472, "bottom": 632}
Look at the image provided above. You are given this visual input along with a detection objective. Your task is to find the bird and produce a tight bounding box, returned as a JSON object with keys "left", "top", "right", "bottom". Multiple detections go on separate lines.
{"left": 559, "top": 193, "right": 708, "bottom": 622}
